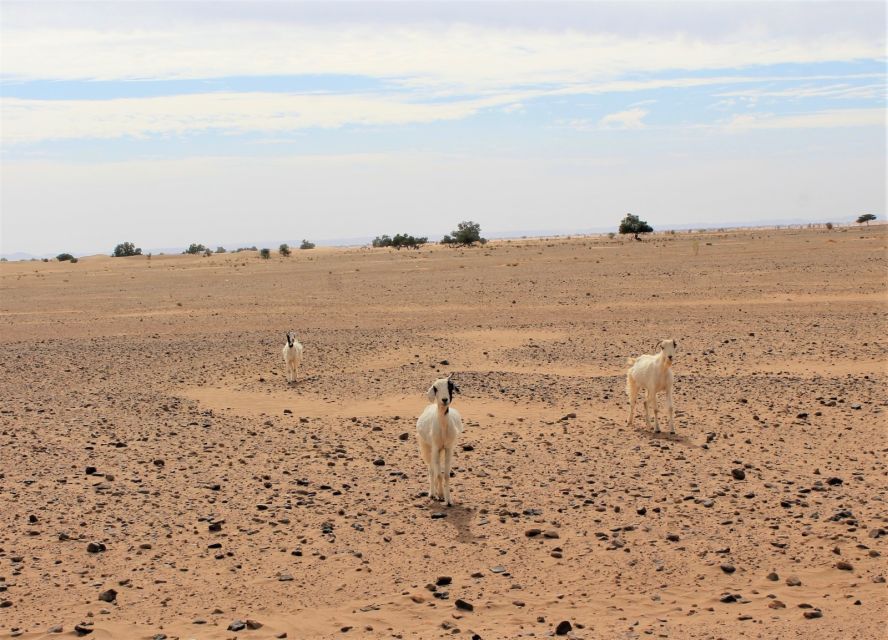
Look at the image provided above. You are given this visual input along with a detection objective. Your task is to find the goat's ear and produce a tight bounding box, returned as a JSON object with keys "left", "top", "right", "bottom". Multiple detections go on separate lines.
{"left": 672, "top": 339, "right": 678, "bottom": 349}
{"left": 448, "top": 380, "right": 458, "bottom": 395}
{"left": 427, "top": 385, "right": 437, "bottom": 403}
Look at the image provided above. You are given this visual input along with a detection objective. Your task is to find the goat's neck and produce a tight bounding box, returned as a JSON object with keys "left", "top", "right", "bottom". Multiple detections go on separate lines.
{"left": 436, "top": 405, "right": 449, "bottom": 436}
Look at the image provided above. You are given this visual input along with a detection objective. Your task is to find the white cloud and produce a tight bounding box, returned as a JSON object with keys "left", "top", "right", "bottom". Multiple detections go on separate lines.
{"left": 599, "top": 107, "right": 649, "bottom": 130}
{"left": 725, "top": 108, "right": 885, "bottom": 131}
{"left": 1, "top": 22, "right": 883, "bottom": 91}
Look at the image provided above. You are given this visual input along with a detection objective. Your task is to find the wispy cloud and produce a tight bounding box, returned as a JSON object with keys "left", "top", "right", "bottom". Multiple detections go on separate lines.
{"left": 725, "top": 108, "right": 885, "bottom": 131}
{"left": 600, "top": 107, "right": 649, "bottom": 130}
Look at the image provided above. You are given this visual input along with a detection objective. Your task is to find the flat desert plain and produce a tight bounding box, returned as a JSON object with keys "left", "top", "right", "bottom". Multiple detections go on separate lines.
{"left": 1, "top": 227, "right": 886, "bottom": 640}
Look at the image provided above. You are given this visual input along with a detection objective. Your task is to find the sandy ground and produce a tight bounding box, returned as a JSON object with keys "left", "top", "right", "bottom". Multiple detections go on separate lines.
{"left": 1, "top": 227, "right": 886, "bottom": 639}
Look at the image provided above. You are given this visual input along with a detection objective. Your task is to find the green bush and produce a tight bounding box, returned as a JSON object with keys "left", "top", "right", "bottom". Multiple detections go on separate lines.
{"left": 279, "top": 243, "right": 291, "bottom": 257}
{"left": 618, "top": 214, "right": 653, "bottom": 240}
{"left": 203, "top": 248, "right": 213, "bottom": 257}
{"left": 215, "top": 246, "right": 227, "bottom": 253}
{"left": 300, "top": 240, "right": 315, "bottom": 250}
{"left": 184, "top": 243, "right": 207, "bottom": 255}
{"left": 857, "top": 213, "right": 876, "bottom": 225}
{"left": 441, "top": 221, "right": 484, "bottom": 245}
{"left": 373, "top": 234, "right": 427, "bottom": 249}
{"left": 56, "top": 253, "right": 75, "bottom": 262}
{"left": 260, "top": 248, "right": 271, "bottom": 259}
{"left": 112, "top": 242, "right": 142, "bottom": 257}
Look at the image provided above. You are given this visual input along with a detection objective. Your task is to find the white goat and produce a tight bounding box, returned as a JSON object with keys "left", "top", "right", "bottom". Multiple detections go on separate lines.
{"left": 626, "top": 339, "right": 677, "bottom": 433}
{"left": 282, "top": 331, "right": 303, "bottom": 384}
{"left": 416, "top": 375, "right": 463, "bottom": 506}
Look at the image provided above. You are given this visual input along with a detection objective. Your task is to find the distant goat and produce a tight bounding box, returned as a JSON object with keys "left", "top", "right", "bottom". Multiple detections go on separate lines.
{"left": 282, "top": 331, "right": 303, "bottom": 384}
{"left": 626, "top": 339, "right": 677, "bottom": 433}
{"left": 416, "top": 375, "right": 463, "bottom": 506}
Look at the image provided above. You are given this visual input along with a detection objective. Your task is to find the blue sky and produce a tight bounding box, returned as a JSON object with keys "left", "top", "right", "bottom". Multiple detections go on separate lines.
{"left": 1, "top": 1, "right": 885, "bottom": 255}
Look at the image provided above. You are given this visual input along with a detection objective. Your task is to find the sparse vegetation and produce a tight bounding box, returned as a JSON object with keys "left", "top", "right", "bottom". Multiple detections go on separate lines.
{"left": 215, "top": 246, "right": 227, "bottom": 253}
{"left": 112, "top": 242, "right": 142, "bottom": 257}
{"left": 372, "top": 234, "right": 428, "bottom": 249}
{"left": 857, "top": 213, "right": 877, "bottom": 225}
{"left": 184, "top": 243, "right": 207, "bottom": 255}
{"left": 825, "top": 222, "right": 834, "bottom": 230}
{"left": 279, "top": 243, "right": 291, "bottom": 257}
{"left": 203, "top": 248, "right": 213, "bottom": 257}
{"left": 260, "top": 248, "right": 271, "bottom": 259}
{"left": 300, "top": 240, "right": 316, "bottom": 250}
{"left": 619, "top": 213, "right": 653, "bottom": 240}
{"left": 442, "top": 221, "right": 485, "bottom": 246}
{"left": 56, "top": 253, "right": 75, "bottom": 262}
{"left": 235, "top": 246, "right": 258, "bottom": 253}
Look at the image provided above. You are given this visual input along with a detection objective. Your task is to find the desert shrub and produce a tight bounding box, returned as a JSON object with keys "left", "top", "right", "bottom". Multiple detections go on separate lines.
{"left": 203, "top": 248, "right": 213, "bottom": 257}
{"left": 300, "top": 240, "right": 315, "bottom": 250}
{"left": 375, "top": 234, "right": 427, "bottom": 249}
{"left": 825, "top": 222, "right": 834, "bottom": 230}
{"left": 56, "top": 253, "right": 75, "bottom": 262}
{"left": 372, "top": 235, "right": 392, "bottom": 248}
{"left": 70, "top": 257, "right": 78, "bottom": 263}
{"left": 215, "top": 246, "right": 227, "bottom": 253}
{"left": 442, "top": 221, "right": 484, "bottom": 245}
{"left": 619, "top": 214, "right": 653, "bottom": 240}
{"left": 260, "top": 248, "right": 271, "bottom": 259}
{"left": 607, "top": 232, "right": 616, "bottom": 239}
{"left": 279, "top": 243, "right": 291, "bottom": 257}
{"left": 184, "top": 243, "right": 207, "bottom": 255}
{"left": 112, "top": 242, "right": 142, "bottom": 257}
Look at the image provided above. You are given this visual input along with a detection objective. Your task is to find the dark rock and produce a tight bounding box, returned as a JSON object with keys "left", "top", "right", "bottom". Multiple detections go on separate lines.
{"left": 786, "top": 576, "right": 802, "bottom": 586}
{"left": 720, "top": 564, "right": 736, "bottom": 574}
{"left": 803, "top": 609, "right": 823, "bottom": 619}
{"left": 720, "top": 593, "right": 738, "bottom": 603}
{"left": 455, "top": 599, "right": 474, "bottom": 611}
{"left": 98, "top": 589, "right": 117, "bottom": 603}
{"left": 373, "top": 459, "right": 385, "bottom": 466}
{"left": 666, "top": 533, "right": 680, "bottom": 542}
{"left": 74, "top": 624, "right": 93, "bottom": 636}
{"left": 835, "top": 561, "right": 853, "bottom": 571}
{"left": 826, "top": 477, "right": 843, "bottom": 486}
{"left": 86, "top": 542, "right": 106, "bottom": 553}
{"left": 555, "top": 620, "right": 572, "bottom": 635}
{"left": 731, "top": 468, "right": 746, "bottom": 480}
{"left": 398, "top": 433, "right": 410, "bottom": 441}
{"left": 436, "top": 576, "right": 452, "bottom": 586}
{"left": 228, "top": 620, "right": 246, "bottom": 632}
{"left": 246, "top": 619, "right": 263, "bottom": 630}
{"left": 85, "top": 466, "right": 97, "bottom": 475}
{"left": 525, "top": 528, "right": 542, "bottom": 537}
{"left": 766, "top": 572, "right": 779, "bottom": 581}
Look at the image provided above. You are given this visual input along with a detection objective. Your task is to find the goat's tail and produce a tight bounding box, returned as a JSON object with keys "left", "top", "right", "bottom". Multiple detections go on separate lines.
{"left": 626, "top": 357, "right": 636, "bottom": 367}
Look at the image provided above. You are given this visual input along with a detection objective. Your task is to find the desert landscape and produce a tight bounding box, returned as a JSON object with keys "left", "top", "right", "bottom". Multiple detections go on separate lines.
{"left": 1, "top": 226, "right": 885, "bottom": 639}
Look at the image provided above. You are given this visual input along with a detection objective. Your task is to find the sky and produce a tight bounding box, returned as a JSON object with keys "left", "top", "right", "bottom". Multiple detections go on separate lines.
{"left": 1, "top": 1, "right": 885, "bottom": 256}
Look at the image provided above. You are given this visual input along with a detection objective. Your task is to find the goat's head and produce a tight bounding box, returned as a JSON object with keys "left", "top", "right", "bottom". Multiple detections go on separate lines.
{"left": 658, "top": 339, "right": 677, "bottom": 363}
{"left": 427, "top": 374, "right": 459, "bottom": 408}
{"left": 285, "top": 331, "right": 295, "bottom": 348}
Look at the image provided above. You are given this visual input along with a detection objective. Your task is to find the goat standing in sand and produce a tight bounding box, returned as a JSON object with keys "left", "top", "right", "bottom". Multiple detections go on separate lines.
{"left": 626, "top": 339, "right": 677, "bottom": 433}
{"left": 282, "top": 331, "right": 303, "bottom": 384}
{"left": 416, "top": 375, "right": 463, "bottom": 506}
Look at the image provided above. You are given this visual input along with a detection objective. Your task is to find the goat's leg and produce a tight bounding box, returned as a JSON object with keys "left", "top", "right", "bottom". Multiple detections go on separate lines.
{"left": 429, "top": 446, "right": 441, "bottom": 500}
{"left": 643, "top": 389, "right": 656, "bottom": 432}
{"left": 666, "top": 387, "right": 675, "bottom": 433}
{"left": 442, "top": 446, "right": 454, "bottom": 506}
{"left": 652, "top": 392, "right": 661, "bottom": 432}
{"left": 626, "top": 377, "right": 637, "bottom": 427}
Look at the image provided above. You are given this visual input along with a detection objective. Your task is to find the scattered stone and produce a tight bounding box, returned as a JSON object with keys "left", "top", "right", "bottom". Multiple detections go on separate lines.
{"left": 786, "top": 576, "right": 802, "bottom": 587}
{"left": 436, "top": 576, "right": 452, "bottom": 586}
{"left": 98, "top": 589, "right": 117, "bottom": 603}
{"left": 720, "top": 564, "right": 736, "bottom": 574}
{"left": 835, "top": 561, "right": 853, "bottom": 571}
{"left": 373, "top": 459, "right": 385, "bottom": 466}
{"left": 246, "top": 619, "right": 263, "bottom": 630}
{"left": 555, "top": 620, "right": 572, "bottom": 635}
{"left": 803, "top": 609, "right": 823, "bottom": 619}
{"left": 731, "top": 468, "right": 746, "bottom": 480}
{"left": 86, "top": 542, "right": 106, "bottom": 553}
{"left": 720, "top": 593, "right": 738, "bottom": 603}
{"left": 666, "top": 533, "right": 680, "bottom": 542}
{"left": 826, "top": 477, "right": 843, "bottom": 486}
{"left": 766, "top": 572, "right": 779, "bottom": 581}
{"left": 769, "top": 600, "right": 786, "bottom": 609}
{"left": 543, "top": 530, "right": 560, "bottom": 539}
{"left": 48, "top": 626, "right": 63, "bottom": 634}
{"left": 74, "top": 624, "right": 93, "bottom": 636}
{"left": 525, "top": 528, "right": 542, "bottom": 537}
{"left": 228, "top": 620, "right": 247, "bottom": 632}
{"left": 455, "top": 599, "right": 474, "bottom": 612}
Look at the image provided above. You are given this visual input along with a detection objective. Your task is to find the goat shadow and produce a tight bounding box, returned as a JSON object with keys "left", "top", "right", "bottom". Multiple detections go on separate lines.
{"left": 426, "top": 502, "right": 479, "bottom": 544}
{"left": 637, "top": 427, "right": 693, "bottom": 446}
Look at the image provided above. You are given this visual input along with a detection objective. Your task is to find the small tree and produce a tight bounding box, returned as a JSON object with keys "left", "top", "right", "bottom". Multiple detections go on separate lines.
{"left": 203, "top": 248, "right": 213, "bottom": 257}
{"left": 825, "top": 222, "right": 834, "bottom": 230}
{"left": 184, "top": 243, "right": 207, "bottom": 255}
{"left": 215, "top": 246, "right": 227, "bottom": 253}
{"left": 300, "top": 239, "right": 315, "bottom": 250}
{"left": 260, "top": 248, "right": 271, "bottom": 259}
{"left": 372, "top": 235, "right": 393, "bottom": 248}
{"left": 112, "top": 242, "right": 142, "bottom": 257}
{"left": 618, "top": 213, "right": 653, "bottom": 240}
{"left": 857, "top": 213, "right": 877, "bottom": 226}
{"left": 279, "top": 243, "right": 291, "bottom": 257}
{"left": 442, "top": 221, "right": 484, "bottom": 246}
{"left": 56, "top": 253, "right": 75, "bottom": 262}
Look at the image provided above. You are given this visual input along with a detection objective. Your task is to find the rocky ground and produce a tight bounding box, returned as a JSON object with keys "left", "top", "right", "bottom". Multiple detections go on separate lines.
{"left": 1, "top": 226, "right": 885, "bottom": 639}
